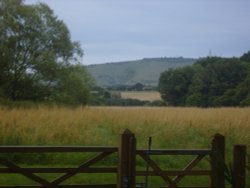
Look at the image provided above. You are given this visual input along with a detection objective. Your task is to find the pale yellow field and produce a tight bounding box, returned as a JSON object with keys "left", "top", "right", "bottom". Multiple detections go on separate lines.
{"left": 120, "top": 91, "right": 162, "bottom": 101}
{"left": 0, "top": 106, "right": 249, "bottom": 151}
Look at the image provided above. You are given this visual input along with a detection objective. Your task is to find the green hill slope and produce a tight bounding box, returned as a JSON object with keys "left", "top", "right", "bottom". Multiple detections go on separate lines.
{"left": 87, "top": 57, "right": 196, "bottom": 87}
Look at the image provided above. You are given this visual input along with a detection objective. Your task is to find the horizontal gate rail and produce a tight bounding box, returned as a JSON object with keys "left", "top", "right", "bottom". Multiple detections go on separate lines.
{"left": 136, "top": 149, "right": 212, "bottom": 155}
{"left": 136, "top": 170, "right": 211, "bottom": 176}
{"left": 0, "top": 167, "right": 117, "bottom": 173}
{"left": 0, "top": 185, "right": 116, "bottom": 188}
{"left": 0, "top": 146, "right": 117, "bottom": 153}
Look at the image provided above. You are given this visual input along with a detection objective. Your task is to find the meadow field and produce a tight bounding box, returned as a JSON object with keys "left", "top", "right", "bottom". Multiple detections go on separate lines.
{"left": 120, "top": 91, "right": 162, "bottom": 102}
{"left": 0, "top": 106, "right": 249, "bottom": 147}
{"left": 0, "top": 106, "right": 249, "bottom": 186}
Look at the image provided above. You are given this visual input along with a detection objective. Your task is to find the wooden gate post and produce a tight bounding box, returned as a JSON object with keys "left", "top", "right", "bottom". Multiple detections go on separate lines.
{"left": 233, "top": 145, "right": 246, "bottom": 188}
{"left": 211, "top": 133, "right": 225, "bottom": 188}
{"left": 117, "top": 129, "right": 136, "bottom": 188}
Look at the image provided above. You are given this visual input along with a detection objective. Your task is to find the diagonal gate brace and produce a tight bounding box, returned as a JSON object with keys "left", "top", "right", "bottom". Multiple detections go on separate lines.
{"left": 0, "top": 158, "right": 55, "bottom": 187}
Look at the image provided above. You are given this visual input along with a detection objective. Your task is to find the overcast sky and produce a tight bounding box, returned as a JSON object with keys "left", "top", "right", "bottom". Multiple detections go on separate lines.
{"left": 25, "top": 0, "right": 250, "bottom": 65}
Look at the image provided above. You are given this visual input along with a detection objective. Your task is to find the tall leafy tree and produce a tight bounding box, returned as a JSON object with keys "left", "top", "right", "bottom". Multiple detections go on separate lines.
{"left": 0, "top": 0, "right": 92, "bottom": 104}
{"left": 240, "top": 50, "right": 250, "bottom": 63}
{"left": 159, "top": 66, "right": 193, "bottom": 106}
{"left": 159, "top": 54, "right": 250, "bottom": 107}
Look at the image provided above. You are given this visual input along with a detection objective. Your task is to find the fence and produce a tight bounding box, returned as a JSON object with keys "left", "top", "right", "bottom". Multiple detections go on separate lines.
{"left": 0, "top": 129, "right": 247, "bottom": 188}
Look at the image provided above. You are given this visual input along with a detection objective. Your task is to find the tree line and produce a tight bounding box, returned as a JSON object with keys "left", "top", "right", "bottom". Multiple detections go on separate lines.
{"left": 159, "top": 51, "right": 250, "bottom": 107}
{"left": 1, "top": 0, "right": 249, "bottom": 107}
{"left": 0, "top": 0, "right": 93, "bottom": 106}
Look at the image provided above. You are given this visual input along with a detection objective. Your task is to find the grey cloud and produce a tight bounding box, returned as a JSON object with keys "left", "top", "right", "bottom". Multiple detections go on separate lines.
{"left": 25, "top": 0, "right": 250, "bottom": 64}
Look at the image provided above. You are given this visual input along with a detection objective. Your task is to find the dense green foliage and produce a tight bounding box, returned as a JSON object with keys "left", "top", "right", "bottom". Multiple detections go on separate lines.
{"left": 159, "top": 51, "right": 250, "bottom": 107}
{"left": 0, "top": 0, "right": 92, "bottom": 105}
{"left": 87, "top": 57, "right": 196, "bottom": 87}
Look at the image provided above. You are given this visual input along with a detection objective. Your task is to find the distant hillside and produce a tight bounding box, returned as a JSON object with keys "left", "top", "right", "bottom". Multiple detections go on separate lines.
{"left": 87, "top": 57, "right": 197, "bottom": 87}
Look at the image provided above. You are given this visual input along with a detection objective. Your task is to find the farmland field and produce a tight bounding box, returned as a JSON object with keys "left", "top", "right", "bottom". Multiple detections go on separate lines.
{"left": 0, "top": 106, "right": 249, "bottom": 147}
{"left": 120, "top": 91, "right": 162, "bottom": 101}
{"left": 0, "top": 106, "right": 249, "bottom": 186}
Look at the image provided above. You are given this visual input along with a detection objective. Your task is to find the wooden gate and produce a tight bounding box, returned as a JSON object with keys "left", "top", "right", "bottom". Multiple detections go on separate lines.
{"left": 0, "top": 129, "right": 247, "bottom": 188}
{"left": 118, "top": 130, "right": 223, "bottom": 188}
{"left": 0, "top": 146, "right": 118, "bottom": 187}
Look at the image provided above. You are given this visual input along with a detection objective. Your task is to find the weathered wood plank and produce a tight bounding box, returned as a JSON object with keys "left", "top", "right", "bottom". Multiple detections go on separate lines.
{"left": 0, "top": 167, "right": 117, "bottom": 173}
{"left": 136, "top": 149, "right": 211, "bottom": 155}
{"left": 0, "top": 146, "right": 117, "bottom": 153}
{"left": 136, "top": 170, "right": 211, "bottom": 176}
{"left": 0, "top": 185, "right": 116, "bottom": 188}
{"left": 117, "top": 129, "right": 136, "bottom": 188}
{"left": 233, "top": 145, "right": 246, "bottom": 188}
{"left": 211, "top": 133, "right": 225, "bottom": 188}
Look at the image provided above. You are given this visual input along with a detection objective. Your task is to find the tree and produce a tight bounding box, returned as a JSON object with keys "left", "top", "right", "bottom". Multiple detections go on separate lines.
{"left": 187, "top": 58, "right": 247, "bottom": 106}
{"left": 52, "top": 64, "right": 93, "bottom": 105}
{"left": 159, "top": 66, "right": 193, "bottom": 106}
{"left": 240, "top": 51, "right": 250, "bottom": 63}
{"left": 159, "top": 54, "right": 250, "bottom": 107}
{"left": 0, "top": 0, "right": 91, "bottom": 105}
{"left": 185, "top": 64, "right": 209, "bottom": 107}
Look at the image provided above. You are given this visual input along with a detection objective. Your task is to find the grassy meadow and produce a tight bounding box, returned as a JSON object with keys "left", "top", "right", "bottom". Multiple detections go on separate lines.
{"left": 0, "top": 106, "right": 249, "bottom": 147}
{"left": 0, "top": 106, "right": 249, "bottom": 186}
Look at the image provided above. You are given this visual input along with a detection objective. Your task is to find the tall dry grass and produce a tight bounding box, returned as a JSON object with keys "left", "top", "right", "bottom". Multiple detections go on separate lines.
{"left": 0, "top": 106, "right": 249, "bottom": 186}
{"left": 0, "top": 106, "right": 249, "bottom": 150}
